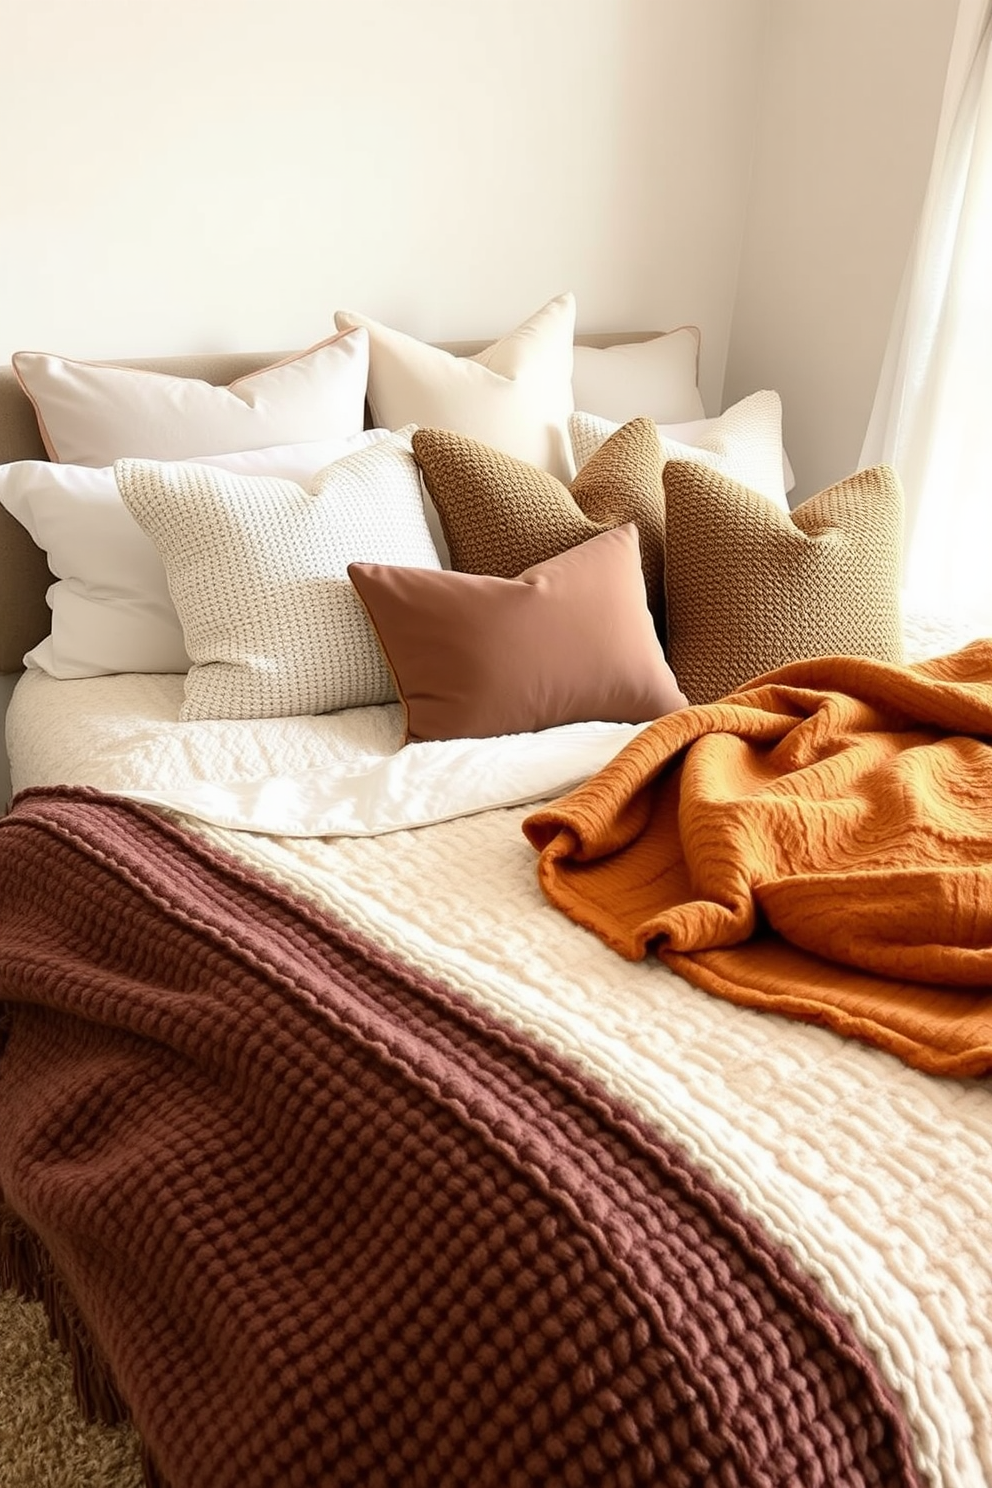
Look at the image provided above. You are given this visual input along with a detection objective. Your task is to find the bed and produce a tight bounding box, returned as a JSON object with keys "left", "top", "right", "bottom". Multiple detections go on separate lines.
{"left": 0, "top": 304, "right": 990, "bottom": 1488}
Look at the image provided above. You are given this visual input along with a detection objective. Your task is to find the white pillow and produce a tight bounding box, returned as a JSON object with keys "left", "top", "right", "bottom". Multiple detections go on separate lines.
{"left": 11, "top": 330, "right": 370, "bottom": 466}
{"left": 0, "top": 430, "right": 391, "bottom": 678}
{"left": 334, "top": 294, "right": 576, "bottom": 481}
{"left": 571, "top": 328, "right": 706, "bottom": 425}
{"left": 569, "top": 392, "right": 791, "bottom": 511}
{"left": 115, "top": 432, "right": 442, "bottom": 721}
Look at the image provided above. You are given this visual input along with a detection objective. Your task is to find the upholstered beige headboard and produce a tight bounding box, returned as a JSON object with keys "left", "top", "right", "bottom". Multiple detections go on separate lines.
{"left": 0, "top": 333, "right": 658, "bottom": 674}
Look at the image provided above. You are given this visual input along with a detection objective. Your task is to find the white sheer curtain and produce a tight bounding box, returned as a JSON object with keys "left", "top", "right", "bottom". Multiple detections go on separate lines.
{"left": 860, "top": 0, "right": 992, "bottom": 631}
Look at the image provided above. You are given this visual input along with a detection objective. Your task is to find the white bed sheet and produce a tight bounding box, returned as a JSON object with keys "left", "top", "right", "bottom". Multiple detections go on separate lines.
{"left": 6, "top": 670, "right": 645, "bottom": 835}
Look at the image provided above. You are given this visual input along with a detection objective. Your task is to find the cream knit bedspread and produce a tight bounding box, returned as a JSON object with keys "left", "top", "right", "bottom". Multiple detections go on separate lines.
{"left": 6, "top": 666, "right": 992, "bottom": 1487}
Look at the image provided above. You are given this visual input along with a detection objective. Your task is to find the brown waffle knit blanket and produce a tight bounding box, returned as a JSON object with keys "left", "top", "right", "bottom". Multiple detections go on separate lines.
{"left": 0, "top": 789, "right": 919, "bottom": 1487}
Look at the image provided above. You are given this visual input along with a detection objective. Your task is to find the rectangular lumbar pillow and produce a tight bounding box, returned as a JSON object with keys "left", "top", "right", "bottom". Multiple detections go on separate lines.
{"left": 569, "top": 391, "right": 790, "bottom": 510}
{"left": 570, "top": 327, "right": 705, "bottom": 425}
{"left": 334, "top": 294, "right": 576, "bottom": 481}
{"left": 114, "top": 432, "right": 441, "bottom": 720}
{"left": 662, "top": 461, "right": 905, "bottom": 704}
{"left": 0, "top": 431, "right": 390, "bottom": 677}
{"left": 12, "top": 330, "right": 369, "bottom": 466}
{"left": 349, "top": 524, "right": 688, "bottom": 743}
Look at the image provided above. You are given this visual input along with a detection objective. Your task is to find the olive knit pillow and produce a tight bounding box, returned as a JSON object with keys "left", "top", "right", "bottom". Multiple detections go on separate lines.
{"left": 663, "top": 461, "right": 905, "bottom": 704}
{"left": 411, "top": 416, "right": 667, "bottom": 619}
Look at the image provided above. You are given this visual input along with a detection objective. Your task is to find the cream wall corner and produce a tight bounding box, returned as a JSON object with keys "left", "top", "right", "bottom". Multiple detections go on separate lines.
{"left": 723, "top": 0, "right": 958, "bottom": 501}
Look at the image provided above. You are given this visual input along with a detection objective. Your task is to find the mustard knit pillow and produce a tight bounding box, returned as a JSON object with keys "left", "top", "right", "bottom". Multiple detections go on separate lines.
{"left": 411, "top": 417, "right": 667, "bottom": 621}
{"left": 663, "top": 461, "right": 905, "bottom": 704}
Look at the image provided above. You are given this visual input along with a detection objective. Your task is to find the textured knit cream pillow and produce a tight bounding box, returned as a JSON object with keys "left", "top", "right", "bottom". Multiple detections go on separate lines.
{"left": 663, "top": 461, "right": 905, "bottom": 704}
{"left": 115, "top": 433, "right": 441, "bottom": 720}
{"left": 411, "top": 416, "right": 666, "bottom": 618}
{"left": 0, "top": 430, "right": 391, "bottom": 679}
{"left": 569, "top": 392, "right": 789, "bottom": 510}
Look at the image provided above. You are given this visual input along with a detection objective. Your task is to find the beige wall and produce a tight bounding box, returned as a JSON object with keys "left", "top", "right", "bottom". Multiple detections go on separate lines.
{"left": 724, "top": 0, "right": 957, "bottom": 500}
{"left": 0, "top": 0, "right": 770, "bottom": 413}
{"left": 1, "top": 0, "right": 956, "bottom": 502}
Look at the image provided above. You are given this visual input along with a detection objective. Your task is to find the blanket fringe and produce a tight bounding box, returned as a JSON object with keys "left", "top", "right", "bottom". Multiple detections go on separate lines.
{"left": 0, "top": 1204, "right": 174, "bottom": 1488}
{"left": 0, "top": 1202, "right": 130, "bottom": 1427}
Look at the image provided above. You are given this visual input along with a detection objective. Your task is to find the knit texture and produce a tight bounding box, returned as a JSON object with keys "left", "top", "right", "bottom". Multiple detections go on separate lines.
{"left": 412, "top": 417, "right": 668, "bottom": 621}
{"left": 115, "top": 434, "right": 440, "bottom": 721}
{"left": 569, "top": 392, "right": 789, "bottom": 510}
{"left": 662, "top": 461, "right": 904, "bottom": 703}
{"left": 525, "top": 642, "right": 992, "bottom": 1076}
{"left": 0, "top": 789, "right": 920, "bottom": 1488}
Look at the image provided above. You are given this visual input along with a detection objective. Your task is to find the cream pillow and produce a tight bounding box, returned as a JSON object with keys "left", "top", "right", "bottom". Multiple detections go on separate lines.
{"left": 334, "top": 294, "right": 576, "bottom": 481}
{"left": 569, "top": 392, "right": 790, "bottom": 511}
{"left": 115, "top": 433, "right": 442, "bottom": 720}
{"left": 12, "top": 330, "right": 369, "bottom": 466}
{"left": 571, "top": 328, "right": 705, "bottom": 424}
{"left": 0, "top": 431, "right": 391, "bottom": 678}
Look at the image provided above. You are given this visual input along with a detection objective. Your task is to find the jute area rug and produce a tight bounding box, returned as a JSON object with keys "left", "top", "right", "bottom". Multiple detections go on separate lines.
{"left": 0, "top": 1288, "right": 142, "bottom": 1487}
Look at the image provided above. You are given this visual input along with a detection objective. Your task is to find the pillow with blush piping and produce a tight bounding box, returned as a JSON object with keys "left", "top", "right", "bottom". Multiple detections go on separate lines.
{"left": 349, "top": 524, "right": 688, "bottom": 743}
{"left": 12, "top": 329, "right": 370, "bottom": 466}
{"left": 571, "top": 327, "right": 705, "bottom": 425}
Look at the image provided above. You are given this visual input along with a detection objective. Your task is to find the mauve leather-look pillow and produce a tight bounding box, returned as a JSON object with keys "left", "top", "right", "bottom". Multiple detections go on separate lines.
{"left": 348, "top": 524, "right": 688, "bottom": 743}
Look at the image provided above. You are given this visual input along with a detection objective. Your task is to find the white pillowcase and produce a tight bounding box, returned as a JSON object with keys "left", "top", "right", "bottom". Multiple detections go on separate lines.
{"left": 0, "top": 431, "right": 390, "bottom": 678}
{"left": 11, "top": 330, "right": 370, "bottom": 466}
{"left": 115, "top": 432, "right": 442, "bottom": 721}
{"left": 334, "top": 294, "right": 576, "bottom": 481}
{"left": 571, "top": 328, "right": 706, "bottom": 425}
{"left": 569, "top": 392, "right": 791, "bottom": 511}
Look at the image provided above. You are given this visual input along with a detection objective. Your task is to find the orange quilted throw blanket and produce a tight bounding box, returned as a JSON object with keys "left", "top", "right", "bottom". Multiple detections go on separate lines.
{"left": 524, "top": 641, "right": 992, "bottom": 1077}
